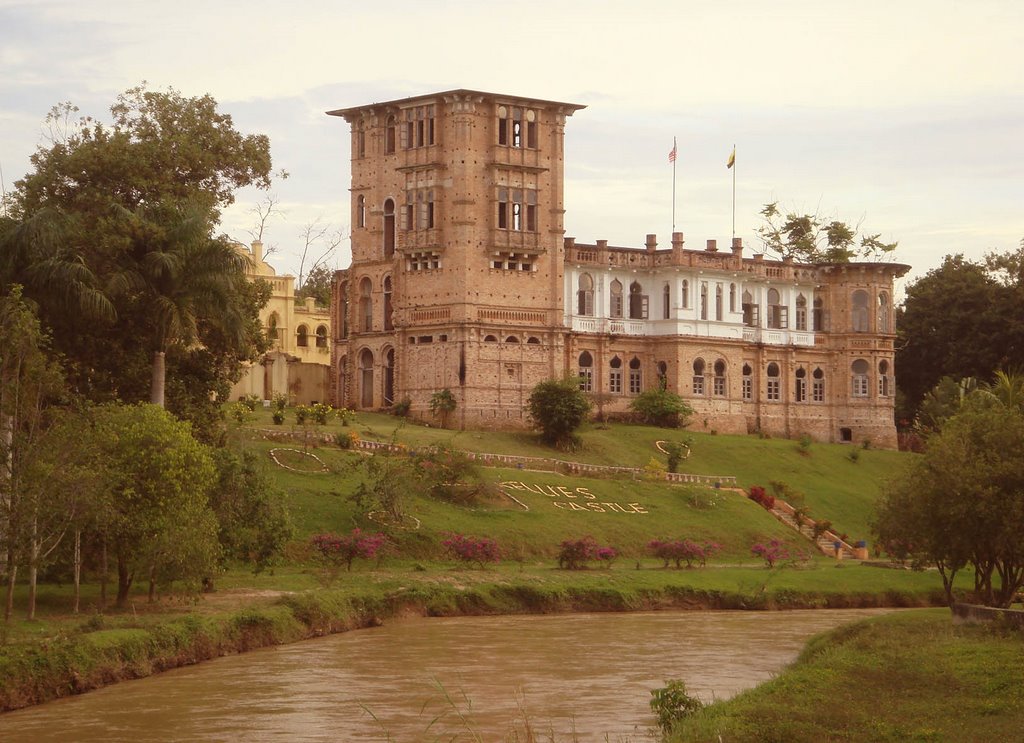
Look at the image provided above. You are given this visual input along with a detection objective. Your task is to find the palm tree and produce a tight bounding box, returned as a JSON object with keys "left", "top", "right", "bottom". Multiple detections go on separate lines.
{"left": 107, "top": 201, "right": 252, "bottom": 407}
{"left": 983, "top": 369, "right": 1024, "bottom": 413}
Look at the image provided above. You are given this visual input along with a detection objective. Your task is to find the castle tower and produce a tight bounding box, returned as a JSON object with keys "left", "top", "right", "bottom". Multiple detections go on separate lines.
{"left": 328, "top": 90, "right": 585, "bottom": 426}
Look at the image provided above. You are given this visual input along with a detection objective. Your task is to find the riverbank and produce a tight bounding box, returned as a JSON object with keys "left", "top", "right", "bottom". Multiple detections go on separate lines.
{"left": 0, "top": 563, "right": 945, "bottom": 713}
{"left": 669, "top": 609, "right": 1024, "bottom": 742}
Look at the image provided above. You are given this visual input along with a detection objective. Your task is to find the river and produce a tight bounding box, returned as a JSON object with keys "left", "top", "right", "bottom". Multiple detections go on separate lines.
{"left": 0, "top": 608, "right": 892, "bottom": 741}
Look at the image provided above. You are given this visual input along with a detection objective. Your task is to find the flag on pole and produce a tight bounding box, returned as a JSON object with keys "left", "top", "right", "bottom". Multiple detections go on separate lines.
{"left": 669, "top": 138, "right": 677, "bottom": 164}
{"left": 726, "top": 146, "right": 736, "bottom": 169}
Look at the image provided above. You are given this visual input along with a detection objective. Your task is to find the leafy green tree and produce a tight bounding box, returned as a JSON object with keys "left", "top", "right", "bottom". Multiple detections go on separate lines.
{"left": 756, "top": 202, "right": 897, "bottom": 264}
{"left": 92, "top": 403, "right": 221, "bottom": 606}
{"left": 897, "top": 248, "right": 1024, "bottom": 420}
{"left": 874, "top": 395, "right": 1024, "bottom": 607}
{"left": 429, "top": 388, "right": 457, "bottom": 429}
{"left": 208, "top": 448, "right": 293, "bottom": 576}
{"left": 295, "top": 263, "right": 333, "bottom": 308}
{"left": 10, "top": 85, "right": 273, "bottom": 433}
{"left": 629, "top": 388, "right": 693, "bottom": 428}
{"left": 527, "top": 377, "right": 592, "bottom": 449}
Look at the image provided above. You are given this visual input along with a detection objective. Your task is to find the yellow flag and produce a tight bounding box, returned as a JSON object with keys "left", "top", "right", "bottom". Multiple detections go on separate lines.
{"left": 726, "top": 147, "right": 736, "bottom": 169}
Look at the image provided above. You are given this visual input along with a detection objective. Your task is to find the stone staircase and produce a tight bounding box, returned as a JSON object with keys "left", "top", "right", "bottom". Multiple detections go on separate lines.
{"left": 769, "top": 500, "right": 860, "bottom": 560}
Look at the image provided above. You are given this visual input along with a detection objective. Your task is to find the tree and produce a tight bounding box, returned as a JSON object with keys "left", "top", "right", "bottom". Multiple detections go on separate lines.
{"left": 10, "top": 85, "right": 273, "bottom": 431}
{"left": 295, "top": 264, "right": 333, "bottom": 308}
{"left": 874, "top": 395, "right": 1024, "bottom": 607}
{"left": 756, "top": 202, "right": 897, "bottom": 264}
{"left": 527, "top": 377, "right": 592, "bottom": 449}
{"left": 92, "top": 403, "right": 221, "bottom": 606}
{"left": 629, "top": 389, "right": 693, "bottom": 428}
{"left": 294, "top": 218, "right": 342, "bottom": 301}
{"left": 428, "top": 388, "right": 457, "bottom": 429}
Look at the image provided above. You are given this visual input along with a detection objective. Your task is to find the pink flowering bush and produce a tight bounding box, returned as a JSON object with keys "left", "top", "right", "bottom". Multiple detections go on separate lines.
{"left": 557, "top": 536, "right": 618, "bottom": 569}
{"left": 747, "top": 486, "right": 776, "bottom": 510}
{"left": 648, "top": 539, "right": 721, "bottom": 568}
{"left": 751, "top": 538, "right": 789, "bottom": 568}
{"left": 310, "top": 529, "right": 387, "bottom": 572}
{"left": 443, "top": 533, "right": 502, "bottom": 568}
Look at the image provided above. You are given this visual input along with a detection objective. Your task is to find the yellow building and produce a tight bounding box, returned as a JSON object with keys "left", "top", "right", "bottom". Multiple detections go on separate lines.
{"left": 230, "top": 240, "right": 332, "bottom": 405}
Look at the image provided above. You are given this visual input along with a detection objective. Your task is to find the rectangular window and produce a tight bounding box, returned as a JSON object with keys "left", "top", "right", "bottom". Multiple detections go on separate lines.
{"left": 402, "top": 106, "right": 434, "bottom": 149}
{"left": 497, "top": 188, "right": 538, "bottom": 231}
{"left": 743, "top": 303, "right": 759, "bottom": 327}
{"left": 812, "top": 379, "right": 824, "bottom": 402}
{"left": 579, "top": 368, "right": 593, "bottom": 392}
{"left": 610, "top": 294, "right": 623, "bottom": 318}
{"left": 795, "top": 378, "right": 806, "bottom": 402}
{"left": 490, "top": 252, "right": 537, "bottom": 271}
{"left": 527, "top": 120, "right": 538, "bottom": 148}
{"left": 742, "top": 376, "right": 752, "bottom": 401}
{"left": 796, "top": 307, "right": 807, "bottom": 331}
{"left": 713, "top": 376, "right": 726, "bottom": 397}
{"left": 418, "top": 190, "right": 434, "bottom": 229}
{"left": 852, "top": 375, "right": 869, "bottom": 397}
{"left": 609, "top": 369, "right": 622, "bottom": 394}
{"left": 629, "top": 369, "right": 642, "bottom": 394}
{"left": 693, "top": 376, "right": 705, "bottom": 396}
{"left": 767, "top": 379, "right": 781, "bottom": 401}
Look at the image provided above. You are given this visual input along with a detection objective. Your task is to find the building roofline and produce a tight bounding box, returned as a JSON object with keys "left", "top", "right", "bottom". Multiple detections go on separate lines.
{"left": 326, "top": 89, "right": 586, "bottom": 119}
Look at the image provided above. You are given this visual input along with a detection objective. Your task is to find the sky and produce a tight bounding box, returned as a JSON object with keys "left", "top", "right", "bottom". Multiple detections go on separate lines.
{"left": 1, "top": 0, "right": 1021, "bottom": 294}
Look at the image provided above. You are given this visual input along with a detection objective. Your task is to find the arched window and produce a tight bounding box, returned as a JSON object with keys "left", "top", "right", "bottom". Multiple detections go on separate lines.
{"left": 662, "top": 284, "right": 671, "bottom": 319}
{"left": 383, "top": 198, "right": 396, "bottom": 259}
{"left": 681, "top": 279, "right": 689, "bottom": 309}
{"left": 505, "top": 335, "right": 519, "bottom": 344}
{"left": 851, "top": 290, "right": 870, "bottom": 332}
{"left": 609, "top": 356, "right": 623, "bottom": 393}
{"left": 610, "top": 279, "right": 623, "bottom": 318}
{"left": 657, "top": 360, "right": 668, "bottom": 390}
{"left": 383, "top": 348, "right": 395, "bottom": 406}
{"left": 713, "top": 359, "right": 726, "bottom": 396}
{"left": 339, "top": 281, "right": 349, "bottom": 338}
{"left": 628, "top": 356, "right": 642, "bottom": 394}
{"left": 484, "top": 334, "right": 498, "bottom": 342}
{"left": 795, "top": 367, "right": 807, "bottom": 402}
{"left": 385, "top": 115, "right": 396, "bottom": 154}
{"left": 742, "top": 290, "right": 757, "bottom": 327}
{"left": 526, "top": 336, "right": 540, "bottom": 344}
{"left": 813, "top": 297, "right": 824, "bottom": 331}
{"left": 795, "top": 294, "right": 807, "bottom": 331}
{"left": 767, "top": 288, "right": 786, "bottom": 329}
{"left": 766, "top": 362, "right": 781, "bottom": 401}
{"left": 578, "top": 351, "right": 593, "bottom": 392}
{"left": 877, "top": 292, "right": 891, "bottom": 333}
{"left": 878, "top": 359, "right": 891, "bottom": 397}
{"left": 267, "top": 312, "right": 280, "bottom": 344}
{"left": 296, "top": 324, "right": 309, "bottom": 348}
{"left": 715, "top": 284, "right": 723, "bottom": 321}
{"left": 742, "top": 363, "right": 753, "bottom": 400}
{"left": 355, "top": 120, "right": 366, "bottom": 159}
{"left": 316, "top": 325, "right": 328, "bottom": 348}
{"left": 700, "top": 283, "right": 708, "bottom": 320}
{"left": 812, "top": 367, "right": 825, "bottom": 402}
{"left": 629, "top": 281, "right": 647, "bottom": 319}
{"left": 692, "top": 358, "right": 705, "bottom": 396}
{"left": 383, "top": 275, "right": 393, "bottom": 331}
{"left": 359, "top": 277, "right": 372, "bottom": 332}
{"left": 577, "top": 273, "right": 594, "bottom": 316}
{"left": 359, "top": 348, "right": 374, "bottom": 408}
{"left": 337, "top": 355, "right": 348, "bottom": 407}
{"left": 851, "top": 358, "right": 870, "bottom": 397}
{"left": 729, "top": 283, "right": 737, "bottom": 313}
{"left": 356, "top": 195, "right": 366, "bottom": 228}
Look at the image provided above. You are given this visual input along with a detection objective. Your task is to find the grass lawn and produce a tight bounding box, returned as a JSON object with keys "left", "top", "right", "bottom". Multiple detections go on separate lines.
{"left": 670, "top": 609, "right": 1024, "bottom": 742}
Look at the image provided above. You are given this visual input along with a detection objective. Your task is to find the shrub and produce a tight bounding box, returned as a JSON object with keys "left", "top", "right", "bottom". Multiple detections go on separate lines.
{"left": 429, "top": 388, "right": 457, "bottom": 428}
{"left": 241, "top": 393, "right": 260, "bottom": 411}
{"left": 272, "top": 410, "right": 285, "bottom": 425}
{"left": 528, "top": 377, "right": 592, "bottom": 449}
{"left": 650, "top": 679, "right": 703, "bottom": 733}
{"left": 629, "top": 389, "right": 693, "bottom": 428}
{"left": 797, "top": 433, "right": 812, "bottom": 455}
{"left": 294, "top": 405, "right": 310, "bottom": 424}
{"left": 335, "top": 430, "right": 360, "bottom": 449}
{"left": 557, "top": 536, "right": 617, "bottom": 570}
{"left": 311, "top": 402, "right": 333, "bottom": 425}
{"left": 229, "top": 402, "right": 252, "bottom": 424}
{"left": 272, "top": 392, "right": 288, "bottom": 412}
{"left": 391, "top": 398, "right": 412, "bottom": 417}
{"left": 443, "top": 533, "right": 501, "bottom": 568}
{"left": 663, "top": 440, "right": 691, "bottom": 473}
{"left": 812, "top": 519, "right": 833, "bottom": 540}
{"left": 647, "top": 539, "right": 720, "bottom": 568}
{"left": 311, "top": 529, "right": 387, "bottom": 573}
{"left": 751, "top": 538, "right": 790, "bottom": 568}
{"left": 411, "top": 444, "right": 484, "bottom": 504}
{"left": 335, "top": 407, "right": 354, "bottom": 426}
{"left": 747, "top": 485, "right": 775, "bottom": 510}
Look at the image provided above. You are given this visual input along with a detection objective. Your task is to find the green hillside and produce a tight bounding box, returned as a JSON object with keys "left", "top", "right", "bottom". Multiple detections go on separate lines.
{"left": 244, "top": 410, "right": 912, "bottom": 555}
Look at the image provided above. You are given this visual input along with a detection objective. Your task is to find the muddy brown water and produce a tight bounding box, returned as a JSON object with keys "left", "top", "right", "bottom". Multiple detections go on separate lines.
{"left": 0, "top": 609, "right": 893, "bottom": 741}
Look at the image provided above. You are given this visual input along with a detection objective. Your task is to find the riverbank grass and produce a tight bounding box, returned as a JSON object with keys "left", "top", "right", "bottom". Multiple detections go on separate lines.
{"left": 670, "top": 609, "right": 1024, "bottom": 742}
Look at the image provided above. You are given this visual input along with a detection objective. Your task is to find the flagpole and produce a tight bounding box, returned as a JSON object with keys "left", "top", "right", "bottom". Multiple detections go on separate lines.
{"left": 671, "top": 136, "right": 677, "bottom": 234}
{"left": 731, "top": 143, "right": 736, "bottom": 240}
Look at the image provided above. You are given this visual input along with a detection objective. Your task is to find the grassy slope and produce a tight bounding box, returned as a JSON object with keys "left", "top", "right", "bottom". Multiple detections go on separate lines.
{"left": 670, "top": 609, "right": 1024, "bottom": 742}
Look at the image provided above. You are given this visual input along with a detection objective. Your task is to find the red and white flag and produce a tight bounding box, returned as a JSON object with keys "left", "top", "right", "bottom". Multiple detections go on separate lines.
{"left": 668, "top": 138, "right": 677, "bottom": 163}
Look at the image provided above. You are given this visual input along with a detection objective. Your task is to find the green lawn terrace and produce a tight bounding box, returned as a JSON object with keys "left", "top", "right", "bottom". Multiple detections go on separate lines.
{"left": 240, "top": 409, "right": 909, "bottom": 550}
